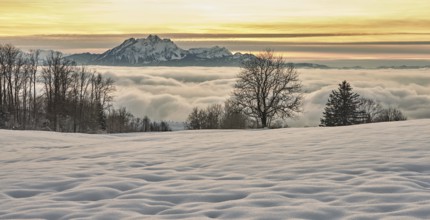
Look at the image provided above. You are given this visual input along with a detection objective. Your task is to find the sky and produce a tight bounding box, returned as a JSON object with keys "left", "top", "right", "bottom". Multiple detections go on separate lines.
{"left": 1, "top": 0, "right": 430, "bottom": 63}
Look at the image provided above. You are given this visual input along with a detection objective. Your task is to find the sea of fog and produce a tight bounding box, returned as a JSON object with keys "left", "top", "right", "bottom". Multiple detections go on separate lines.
{"left": 90, "top": 66, "right": 430, "bottom": 127}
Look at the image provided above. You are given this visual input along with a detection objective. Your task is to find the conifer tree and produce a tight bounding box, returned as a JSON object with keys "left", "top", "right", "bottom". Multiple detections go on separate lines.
{"left": 320, "top": 81, "right": 363, "bottom": 126}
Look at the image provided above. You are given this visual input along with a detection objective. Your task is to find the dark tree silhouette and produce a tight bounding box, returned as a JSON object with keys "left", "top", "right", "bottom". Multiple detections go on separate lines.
{"left": 0, "top": 44, "right": 170, "bottom": 134}
{"left": 375, "top": 107, "right": 407, "bottom": 122}
{"left": 321, "top": 80, "right": 364, "bottom": 126}
{"left": 357, "top": 98, "right": 407, "bottom": 123}
{"left": 186, "top": 107, "right": 206, "bottom": 130}
{"left": 186, "top": 101, "right": 249, "bottom": 130}
{"left": 357, "top": 98, "right": 384, "bottom": 123}
{"left": 231, "top": 50, "right": 302, "bottom": 128}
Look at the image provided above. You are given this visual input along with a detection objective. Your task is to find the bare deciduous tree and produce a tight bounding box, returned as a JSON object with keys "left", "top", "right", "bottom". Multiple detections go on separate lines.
{"left": 357, "top": 97, "right": 384, "bottom": 123}
{"left": 28, "top": 49, "right": 40, "bottom": 128}
{"left": 186, "top": 107, "right": 205, "bottom": 130}
{"left": 376, "top": 107, "right": 407, "bottom": 122}
{"left": 231, "top": 50, "right": 302, "bottom": 128}
{"left": 41, "top": 51, "right": 75, "bottom": 131}
{"left": 204, "top": 104, "right": 223, "bottom": 129}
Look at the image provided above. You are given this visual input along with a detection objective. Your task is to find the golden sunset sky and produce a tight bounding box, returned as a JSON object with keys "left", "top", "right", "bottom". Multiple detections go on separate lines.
{"left": 1, "top": 0, "right": 429, "bottom": 62}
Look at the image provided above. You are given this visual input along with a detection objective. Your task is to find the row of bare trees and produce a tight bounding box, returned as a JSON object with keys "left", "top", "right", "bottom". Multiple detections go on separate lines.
{"left": 107, "top": 108, "right": 171, "bottom": 133}
{"left": 0, "top": 44, "right": 170, "bottom": 133}
{"left": 0, "top": 44, "right": 115, "bottom": 132}
{"left": 0, "top": 45, "right": 40, "bottom": 129}
{"left": 186, "top": 100, "right": 249, "bottom": 129}
{"left": 357, "top": 97, "right": 407, "bottom": 123}
{"left": 41, "top": 52, "right": 116, "bottom": 132}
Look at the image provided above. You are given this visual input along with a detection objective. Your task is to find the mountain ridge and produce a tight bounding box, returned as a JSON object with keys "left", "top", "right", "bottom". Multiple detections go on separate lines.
{"left": 67, "top": 35, "right": 255, "bottom": 66}
{"left": 64, "top": 35, "right": 430, "bottom": 69}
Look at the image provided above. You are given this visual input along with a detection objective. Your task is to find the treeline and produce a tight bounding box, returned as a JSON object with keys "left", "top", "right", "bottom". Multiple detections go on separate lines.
{"left": 186, "top": 101, "right": 250, "bottom": 129}
{"left": 0, "top": 44, "right": 170, "bottom": 133}
{"left": 107, "top": 108, "right": 171, "bottom": 132}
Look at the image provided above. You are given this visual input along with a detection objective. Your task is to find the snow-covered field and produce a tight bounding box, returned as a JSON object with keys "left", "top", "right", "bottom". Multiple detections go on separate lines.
{"left": 1, "top": 120, "right": 430, "bottom": 219}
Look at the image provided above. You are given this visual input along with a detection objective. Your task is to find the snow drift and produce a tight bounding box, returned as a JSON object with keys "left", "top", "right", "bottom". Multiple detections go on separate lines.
{"left": 1, "top": 120, "right": 430, "bottom": 219}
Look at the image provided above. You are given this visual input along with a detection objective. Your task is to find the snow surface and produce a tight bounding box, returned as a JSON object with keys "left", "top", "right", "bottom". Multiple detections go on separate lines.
{"left": 1, "top": 120, "right": 430, "bottom": 219}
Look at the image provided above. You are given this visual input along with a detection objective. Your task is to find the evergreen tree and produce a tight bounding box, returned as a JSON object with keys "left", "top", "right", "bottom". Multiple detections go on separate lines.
{"left": 320, "top": 81, "right": 363, "bottom": 126}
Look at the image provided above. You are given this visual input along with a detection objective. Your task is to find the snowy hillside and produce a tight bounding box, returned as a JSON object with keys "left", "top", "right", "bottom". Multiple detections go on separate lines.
{"left": 1, "top": 120, "right": 430, "bottom": 219}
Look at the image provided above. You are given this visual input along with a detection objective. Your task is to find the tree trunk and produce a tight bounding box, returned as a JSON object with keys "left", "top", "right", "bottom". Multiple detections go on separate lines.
{"left": 23, "top": 80, "right": 27, "bottom": 129}
{"left": 261, "top": 115, "right": 267, "bottom": 128}
{"left": 56, "top": 114, "right": 60, "bottom": 132}
{"left": 0, "top": 74, "right": 2, "bottom": 109}
{"left": 33, "top": 71, "right": 37, "bottom": 128}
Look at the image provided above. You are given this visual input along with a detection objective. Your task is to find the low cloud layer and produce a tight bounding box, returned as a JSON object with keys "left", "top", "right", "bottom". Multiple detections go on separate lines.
{"left": 92, "top": 66, "right": 430, "bottom": 127}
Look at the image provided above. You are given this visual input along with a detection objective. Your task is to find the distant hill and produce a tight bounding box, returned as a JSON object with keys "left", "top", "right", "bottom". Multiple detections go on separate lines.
{"left": 376, "top": 65, "right": 430, "bottom": 69}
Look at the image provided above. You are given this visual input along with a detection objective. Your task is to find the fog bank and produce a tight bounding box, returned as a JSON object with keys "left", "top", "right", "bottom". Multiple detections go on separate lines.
{"left": 92, "top": 66, "right": 430, "bottom": 127}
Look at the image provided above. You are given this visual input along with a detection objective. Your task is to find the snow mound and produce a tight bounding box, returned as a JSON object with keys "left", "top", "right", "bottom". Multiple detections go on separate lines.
{"left": 1, "top": 120, "right": 430, "bottom": 219}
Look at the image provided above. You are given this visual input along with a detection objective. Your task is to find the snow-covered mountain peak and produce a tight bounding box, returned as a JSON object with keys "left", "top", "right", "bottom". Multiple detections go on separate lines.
{"left": 96, "top": 35, "right": 187, "bottom": 64}
{"left": 188, "top": 46, "right": 232, "bottom": 59}
{"left": 146, "top": 34, "right": 162, "bottom": 42}
{"left": 69, "top": 35, "right": 255, "bottom": 66}
{"left": 124, "top": 37, "right": 137, "bottom": 43}
{"left": 134, "top": 35, "right": 176, "bottom": 49}
{"left": 119, "top": 38, "right": 137, "bottom": 48}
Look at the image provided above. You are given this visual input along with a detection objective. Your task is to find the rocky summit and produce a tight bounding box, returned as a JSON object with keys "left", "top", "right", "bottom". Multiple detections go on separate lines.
{"left": 66, "top": 35, "right": 253, "bottom": 66}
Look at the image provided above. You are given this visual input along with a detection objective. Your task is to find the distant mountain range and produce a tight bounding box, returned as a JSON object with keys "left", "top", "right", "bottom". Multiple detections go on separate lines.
{"left": 66, "top": 35, "right": 251, "bottom": 66}
{"left": 52, "top": 35, "right": 429, "bottom": 69}
{"left": 65, "top": 35, "right": 332, "bottom": 68}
